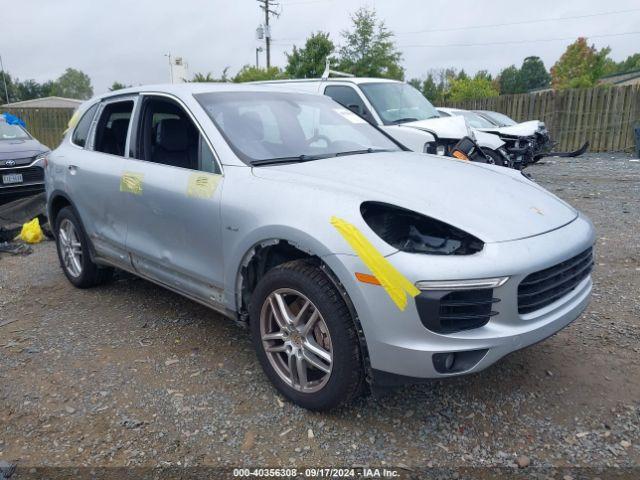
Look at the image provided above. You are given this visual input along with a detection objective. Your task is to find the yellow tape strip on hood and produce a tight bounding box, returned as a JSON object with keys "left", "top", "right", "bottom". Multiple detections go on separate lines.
{"left": 330, "top": 216, "right": 420, "bottom": 311}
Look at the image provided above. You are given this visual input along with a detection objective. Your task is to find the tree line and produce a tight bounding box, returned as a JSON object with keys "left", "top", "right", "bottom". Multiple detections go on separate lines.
{"left": 2, "top": 8, "right": 639, "bottom": 105}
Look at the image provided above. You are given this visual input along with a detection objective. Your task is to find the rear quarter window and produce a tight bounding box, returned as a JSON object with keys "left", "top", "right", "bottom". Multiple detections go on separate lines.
{"left": 71, "top": 104, "right": 99, "bottom": 147}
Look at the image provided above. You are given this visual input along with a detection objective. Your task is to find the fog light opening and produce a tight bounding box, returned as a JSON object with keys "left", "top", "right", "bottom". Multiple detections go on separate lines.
{"left": 444, "top": 353, "right": 455, "bottom": 370}
{"left": 433, "top": 349, "right": 489, "bottom": 374}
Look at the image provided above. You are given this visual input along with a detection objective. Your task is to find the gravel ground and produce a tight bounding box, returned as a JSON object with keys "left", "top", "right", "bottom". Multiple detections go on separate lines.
{"left": 0, "top": 153, "right": 639, "bottom": 477}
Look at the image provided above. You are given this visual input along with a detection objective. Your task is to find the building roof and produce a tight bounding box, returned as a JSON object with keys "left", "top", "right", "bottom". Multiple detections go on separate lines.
{"left": 598, "top": 69, "right": 640, "bottom": 85}
{"left": 2, "top": 96, "right": 84, "bottom": 109}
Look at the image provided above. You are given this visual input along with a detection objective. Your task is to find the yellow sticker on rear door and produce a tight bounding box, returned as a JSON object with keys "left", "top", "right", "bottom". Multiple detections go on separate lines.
{"left": 120, "top": 172, "right": 144, "bottom": 195}
{"left": 186, "top": 173, "right": 221, "bottom": 199}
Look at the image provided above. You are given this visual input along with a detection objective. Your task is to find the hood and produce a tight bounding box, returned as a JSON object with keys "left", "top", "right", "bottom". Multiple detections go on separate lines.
{"left": 474, "top": 130, "right": 505, "bottom": 149}
{"left": 400, "top": 115, "right": 469, "bottom": 140}
{"left": 481, "top": 120, "right": 543, "bottom": 137}
{"left": 0, "top": 138, "right": 49, "bottom": 162}
{"left": 252, "top": 152, "right": 577, "bottom": 243}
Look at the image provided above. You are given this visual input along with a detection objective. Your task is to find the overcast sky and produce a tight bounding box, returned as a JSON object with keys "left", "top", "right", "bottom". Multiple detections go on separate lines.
{"left": 3, "top": 0, "right": 640, "bottom": 94}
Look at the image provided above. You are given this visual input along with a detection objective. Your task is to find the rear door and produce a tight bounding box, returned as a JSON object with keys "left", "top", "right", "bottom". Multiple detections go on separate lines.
{"left": 122, "top": 93, "right": 225, "bottom": 306}
{"left": 67, "top": 96, "right": 137, "bottom": 267}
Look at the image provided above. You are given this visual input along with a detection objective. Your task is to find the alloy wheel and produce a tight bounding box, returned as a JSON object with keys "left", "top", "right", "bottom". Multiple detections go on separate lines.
{"left": 260, "top": 288, "right": 333, "bottom": 393}
{"left": 58, "top": 218, "right": 83, "bottom": 277}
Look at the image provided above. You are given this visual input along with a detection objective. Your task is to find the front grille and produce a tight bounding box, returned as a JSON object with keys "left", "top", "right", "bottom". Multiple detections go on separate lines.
{"left": 518, "top": 247, "right": 593, "bottom": 314}
{"left": 0, "top": 156, "right": 36, "bottom": 168}
{"left": 0, "top": 166, "right": 44, "bottom": 186}
{"left": 416, "top": 288, "right": 499, "bottom": 334}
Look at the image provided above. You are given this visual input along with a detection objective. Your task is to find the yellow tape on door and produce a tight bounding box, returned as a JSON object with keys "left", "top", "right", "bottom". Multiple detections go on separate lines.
{"left": 330, "top": 216, "right": 420, "bottom": 311}
{"left": 186, "top": 173, "right": 221, "bottom": 199}
{"left": 120, "top": 172, "right": 144, "bottom": 195}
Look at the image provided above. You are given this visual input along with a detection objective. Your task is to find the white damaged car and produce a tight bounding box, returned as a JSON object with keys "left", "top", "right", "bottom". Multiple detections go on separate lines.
{"left": 256, "top": 77, "right": 511, "bottom": 166}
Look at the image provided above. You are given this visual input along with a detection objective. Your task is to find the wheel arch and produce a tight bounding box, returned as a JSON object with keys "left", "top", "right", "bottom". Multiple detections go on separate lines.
{"left": 47, "top": 190, "right": 98, "bottom": 261}
{"left": 232, "top": 235, "right": 373, "bottom": 386}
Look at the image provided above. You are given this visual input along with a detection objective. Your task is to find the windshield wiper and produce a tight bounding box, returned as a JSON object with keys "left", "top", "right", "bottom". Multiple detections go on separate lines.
{"left": 251, "top": 153, "right": 335, "bottom": 166}
{"left": 334, "top": 148, "right": 394, "bottom": 157}
{"left": 391, "top": 117, "right": 419, "bottom": 124}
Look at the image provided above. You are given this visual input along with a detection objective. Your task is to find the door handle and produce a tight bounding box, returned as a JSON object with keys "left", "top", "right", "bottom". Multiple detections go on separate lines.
{"left": 68, "top": 165, "right": 78, "bottom": 175}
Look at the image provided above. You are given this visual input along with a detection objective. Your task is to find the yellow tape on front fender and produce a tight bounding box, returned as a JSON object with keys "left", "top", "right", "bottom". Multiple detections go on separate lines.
{"left": 330, "top": 216, "right": 420, "bottom": 311}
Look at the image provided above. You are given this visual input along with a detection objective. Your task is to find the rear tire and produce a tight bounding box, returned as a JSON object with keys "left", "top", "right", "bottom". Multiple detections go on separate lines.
{"left": 249, "top": 260, "right": 364, "bottom": 410}
{"left": 54, "top": 207, "right": 112, "bottom": 288}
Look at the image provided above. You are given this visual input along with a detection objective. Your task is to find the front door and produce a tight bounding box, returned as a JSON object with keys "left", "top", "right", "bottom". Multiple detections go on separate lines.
{"left": 122, "top": 94, "right": 225, "bottom": 305}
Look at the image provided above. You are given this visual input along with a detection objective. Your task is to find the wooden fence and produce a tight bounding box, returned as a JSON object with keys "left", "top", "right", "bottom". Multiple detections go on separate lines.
{"left": 4, "top": 85, "right": 640, "bottom": 153}
{"left": 2, "top": 107, "right": 75, "bottom": 150}
{"left": 444, "top": 84, "right": 640, "bottom": 153}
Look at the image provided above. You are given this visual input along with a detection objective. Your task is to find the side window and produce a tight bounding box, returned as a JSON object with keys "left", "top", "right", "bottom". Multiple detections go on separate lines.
{"left": 71, "top": 103, "right": 99, "bottom": 148}
{"left": 324, "top": 86, "right": 367, "bottom": 117}
{"left": 136, "top": 97, "right": 220, "bottom": 174}
{"left": 93, "top": 101, "right": 134, "bottom": 156}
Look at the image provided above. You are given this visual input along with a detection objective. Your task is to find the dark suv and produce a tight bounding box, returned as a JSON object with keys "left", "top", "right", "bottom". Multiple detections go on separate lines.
{"left": 0, "top": 115, "right": 49, "bottom": 203}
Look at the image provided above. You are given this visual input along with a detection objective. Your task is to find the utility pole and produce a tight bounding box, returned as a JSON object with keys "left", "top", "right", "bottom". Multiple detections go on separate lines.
{"left": 164, "top": 53, "right": 173, "bottom": 83}
{"left": 0, "top": 54, "right": 9, "bottom": 104}
{"left": 256, "top": 0, "right": 279, "bottom": 68}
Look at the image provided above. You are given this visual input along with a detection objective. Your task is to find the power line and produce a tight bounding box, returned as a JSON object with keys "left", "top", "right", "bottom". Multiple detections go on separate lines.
{"left": 395, "top": 8, "right": 640, "bottom": 35}
{"left": 398, "top": 30, "right": 640, "bottom": 48}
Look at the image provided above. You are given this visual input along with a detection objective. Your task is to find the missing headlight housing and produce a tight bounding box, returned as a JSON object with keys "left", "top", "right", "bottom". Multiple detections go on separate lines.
{"left": 360, "top": 202, "right": 484, "bottom": 255}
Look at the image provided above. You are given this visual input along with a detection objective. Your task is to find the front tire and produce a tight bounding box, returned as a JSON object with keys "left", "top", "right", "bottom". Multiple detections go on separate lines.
{"left": 249, "top": 260, "right": 364, "bottom": 410}
{"left": 54, "top": 207, "right": 112, "bottom": 288}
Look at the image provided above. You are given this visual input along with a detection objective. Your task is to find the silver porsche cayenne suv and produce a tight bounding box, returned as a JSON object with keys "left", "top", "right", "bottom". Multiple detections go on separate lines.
{"left": 46, "top": 84, "right": 595, "bottom": 410}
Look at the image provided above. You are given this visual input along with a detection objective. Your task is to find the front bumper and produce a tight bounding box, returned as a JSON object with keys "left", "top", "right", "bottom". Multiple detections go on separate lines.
{"left": 0, "top": 156, "right": 46, "bottom": 201}
{"left": 324, "top": 213, "right": 595, "bottom": 381}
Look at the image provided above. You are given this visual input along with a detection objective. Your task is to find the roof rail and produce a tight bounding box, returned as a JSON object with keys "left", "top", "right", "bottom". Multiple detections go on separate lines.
{"left": 321, "top": 58, "right": 354, "bottom": 80}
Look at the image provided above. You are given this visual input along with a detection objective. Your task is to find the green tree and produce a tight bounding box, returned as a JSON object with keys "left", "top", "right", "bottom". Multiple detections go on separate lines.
{"left": 51, "top": 68, "right": 93, "bottom": 99}
{"left": 449, "top": 76, "right": 499, "bottom": 102}
{"left": 551, "top": 38, "right": 611, "bottom": 89}
{"left": 286, "top": 32, "right": 335, "bottom": 78}
{"left": 420, "top": 74, "right": 440, "bottom": 102}
{"left": 191, "top": 72, "right": 214, "bottom": 82}
{"left": 190, "top": 68, "right": 230, "bottom": 83}
{"left": 606, "top": 53, "right": 640, "bottom": 75}
{"left": 109, "top": 81, "right": 131, "bottom": 91}
{"left": 498, "top": 65, "right": 524, "bottom": 94}
{"left": 0, "top": 71, "right": 18, "bottom": 104}
{"left": 519, "top": 56, "right": 551, "bottom": 91}
{"left": 232, "top": 65, "right": 285, "bottom": 83}
{"left": 408, "top": 73, "right": 443, "bottom": 103}
{"left": 337, "top": 7, "right": 404, "bottom": 80}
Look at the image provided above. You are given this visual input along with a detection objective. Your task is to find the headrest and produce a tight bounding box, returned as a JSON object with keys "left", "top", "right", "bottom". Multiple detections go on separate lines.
{"left": 156, "top": 118, "right": 189, "bottom": 151}
{"left": 239, "top": 111, "right": 264, "bottom": 142}
{"left": 110, "top": 118, "right": 130, "bottom": 143}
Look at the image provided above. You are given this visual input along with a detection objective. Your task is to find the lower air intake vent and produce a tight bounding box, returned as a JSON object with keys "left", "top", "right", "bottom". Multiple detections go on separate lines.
{"left": 416, "top": 288, "right": 499, "bottom": 334}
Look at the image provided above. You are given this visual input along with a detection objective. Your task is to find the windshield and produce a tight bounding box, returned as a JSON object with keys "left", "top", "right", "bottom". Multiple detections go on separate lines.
{"left": 449, "top": 110, "right": 497, "bottom": 129}
{"left": 195, "top": 91, "right": 400, "bottom": 165}
{"left": 359, "top": 82, "right": 440, "bottom": 125}
{"left": 480, "top": 111, "right": 517, "bottom": 127}
{"left": 0, "top": 122, "right": 30, "bottom": 140}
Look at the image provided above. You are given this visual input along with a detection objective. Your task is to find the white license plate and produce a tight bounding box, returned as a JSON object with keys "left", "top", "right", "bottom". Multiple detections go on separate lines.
{"left": 2, "top": 173, "right": 23, "bottom": 184}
